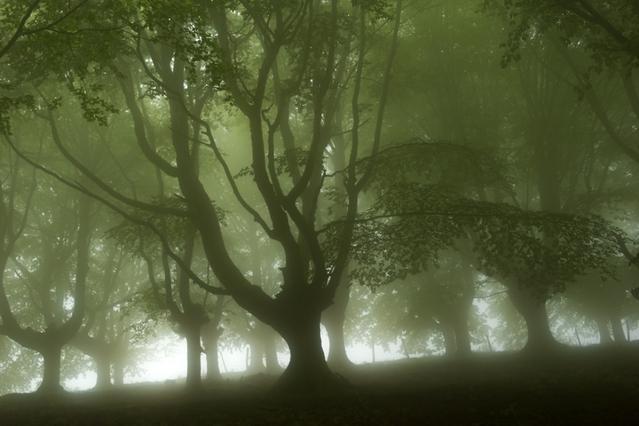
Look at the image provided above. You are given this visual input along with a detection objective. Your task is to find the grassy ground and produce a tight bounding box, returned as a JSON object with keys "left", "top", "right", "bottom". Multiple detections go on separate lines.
{"left": 1, "top": 344, "right": 638, "bottom": 425}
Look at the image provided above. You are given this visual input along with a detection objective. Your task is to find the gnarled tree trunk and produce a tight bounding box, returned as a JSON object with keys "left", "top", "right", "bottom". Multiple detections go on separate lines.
{"left": 508, "top": 287, "right": 556, "bottom": 353}
{"left": 275, "top": 308, "right": 334, "bottom": 392}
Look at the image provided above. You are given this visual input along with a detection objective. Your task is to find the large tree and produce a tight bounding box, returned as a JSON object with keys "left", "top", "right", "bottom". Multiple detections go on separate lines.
{"left": 4, "top": 0, "right": 405, "bottom": 391}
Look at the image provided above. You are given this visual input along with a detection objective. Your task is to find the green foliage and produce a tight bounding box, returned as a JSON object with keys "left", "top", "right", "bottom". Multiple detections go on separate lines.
{"left": 235, "top": 147, "right": 310, "bottom": 180}
{"left": 137, "top": 0, "right": 225, "bottom": 88}
{"left": 347, "top": 179, "right": 624, "bottom": 300}
{"left": 106, "top": 200, "right": 190, "bottom": 255}
{"left": 360, "top": 139, "right": 511, "bottom": 198}
{"left": 487, "top": 0, "right": 639, "bottom": 70}
{"left": 0, "top": 93, "right": 33, "bottom": 134}
{"left": 353, "top": 0, "right": 393, "bottom": 20}
{"left": 68, "top": 82, "right": 119, "bottom": 126}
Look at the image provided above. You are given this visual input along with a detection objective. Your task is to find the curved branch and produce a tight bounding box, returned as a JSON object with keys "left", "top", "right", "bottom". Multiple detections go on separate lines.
{"left": 112, "top": 62, "right": 180, "bottom": 178}
{"left": 556, "top": 43, "right": 639, "bottom": 164}
{"left": 570, "top": 0, "right": 639, "bottom": 60}
{"left": 191, "top": 114, "right": 275, "bottom": 238}
{"left": 356, "top": 0, "right": 403, "bottom": 191}
{"left": 43, "top": 112, "right": 186, "bottom": 216}
{"left": 61, "top": 194, "right": 92, "bottom": 339}
{"left": 0, "top": 0, "right": 43, "bottom": 59}
{"left": 21, "top": 0, "right": 90, "bottom": 36}
{"left": 3, "top": 135, "right": 228, "bottom": 296}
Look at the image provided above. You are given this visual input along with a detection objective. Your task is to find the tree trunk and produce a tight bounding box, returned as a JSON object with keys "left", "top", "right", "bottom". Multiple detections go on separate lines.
{"left": 322, "top": 283, "right": 353, "bottom": 370}
{"left": 276, "top": 310, "right": 335, "bottom": 392}
{"left": 39, "top": 345, "right": 63, "bottom": 394}
{"left": 185, "top": 326, "right": 202, "bottom": 390}
{"left": 263, "top": 332, "right": 281, "bottom": 374}
{"left": 508, "top": 287, "right": 556, "bottom": 353}
{"left": 205, "top": 343, "right": 221, "bottom": 381}
{"left": 451, "top": 308, "right": 472, "bottom": 356}
{"left": 94, "top": 356, "right": 112, "bottom": 389}
{"left": 596, "top": 317, "right": 613, "bottom": 344}
{"left": 485, "top": 333, "right": 493, "bottom": 352}
{"left": 441, "top": 322, "right": 457, "bottom": 356}
{"left": 247, "top": 338, "right": 264, "bottom": 373}
{"left": 610, "top": 315, "right": 626, "bottom": 343}
{"left": 112, "top": 362, "right": 124, "bottom": 386}
{"left": 201, "top": 321, "right": 222, "bottom": 381}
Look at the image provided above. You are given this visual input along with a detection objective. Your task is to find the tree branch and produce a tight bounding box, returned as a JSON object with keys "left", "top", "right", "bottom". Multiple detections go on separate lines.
{"left": 3, "top": 135, "right": 229, "bottom": 296}
{"left": 112, "top": 62, "right": 180, "bottom": 178}
{"left": 42, "top": 112, "right": 186, "bottom": 217}
{"left": 0, "top": 0, "right": 43, "bottom": 59}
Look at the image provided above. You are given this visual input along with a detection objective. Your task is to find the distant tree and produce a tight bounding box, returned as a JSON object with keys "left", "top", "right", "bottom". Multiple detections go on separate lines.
{"left": 0, "top": 151, "right": 93, "bottom": 393}
{"left": 71, "top": 247, "right": 152, "bottom": 389}
{"left": 405, "top": 252, "right": 477, "bottom": 357}
{"left": 348, "top": 141, "right": 624, "bottom": 353}
{"left": 490, "top": 0, "right": 639, "bottom": 280}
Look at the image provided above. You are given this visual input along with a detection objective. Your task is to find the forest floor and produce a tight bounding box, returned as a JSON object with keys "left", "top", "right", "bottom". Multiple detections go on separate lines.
{"left": 0, "top": 344, "right": 638, "bottom": 425}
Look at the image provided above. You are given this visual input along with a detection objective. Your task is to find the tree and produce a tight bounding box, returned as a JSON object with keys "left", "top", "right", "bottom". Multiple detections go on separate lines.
{"left": 490, "top": 1, "right": 639, "bottom": 278}
{"left": 0, "top": 143, "right": 93, "bottom": 393}
{"left": 71, "top": 246, "right": 151, "bottom": 388}
{"left": 4, "top": 0, "right": 405, "bottom": 391}
{"left": 347, "top": 140, "right": 624, "bottom": 353}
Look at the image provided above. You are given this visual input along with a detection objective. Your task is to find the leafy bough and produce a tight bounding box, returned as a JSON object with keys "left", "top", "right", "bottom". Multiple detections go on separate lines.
{"left": 321, "top": 183, "right": 627, "bottom": 300}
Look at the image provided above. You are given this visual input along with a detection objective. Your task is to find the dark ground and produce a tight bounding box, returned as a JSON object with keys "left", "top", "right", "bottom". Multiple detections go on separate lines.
{"left": 1, "top": 345, "right": 638, "bottom": 425}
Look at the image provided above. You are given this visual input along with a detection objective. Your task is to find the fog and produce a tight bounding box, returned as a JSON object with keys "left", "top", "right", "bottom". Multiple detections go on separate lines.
{"left": 0, "top": 0, "right": 638, "bottom": 424}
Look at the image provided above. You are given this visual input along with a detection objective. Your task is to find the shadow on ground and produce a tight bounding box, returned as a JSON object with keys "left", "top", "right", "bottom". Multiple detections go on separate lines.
{"left": 1, "top": 344, "right": 638, "bottom": 425}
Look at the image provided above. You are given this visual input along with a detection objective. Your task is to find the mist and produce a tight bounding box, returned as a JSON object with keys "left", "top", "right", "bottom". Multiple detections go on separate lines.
{"left": 0, "top": 0, "right": 638, "bottom": 424}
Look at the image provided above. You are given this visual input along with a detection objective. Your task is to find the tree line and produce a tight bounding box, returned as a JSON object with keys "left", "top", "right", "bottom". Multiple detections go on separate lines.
{"left": 0, "top": 0, "right": 638, "bottom": 395}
